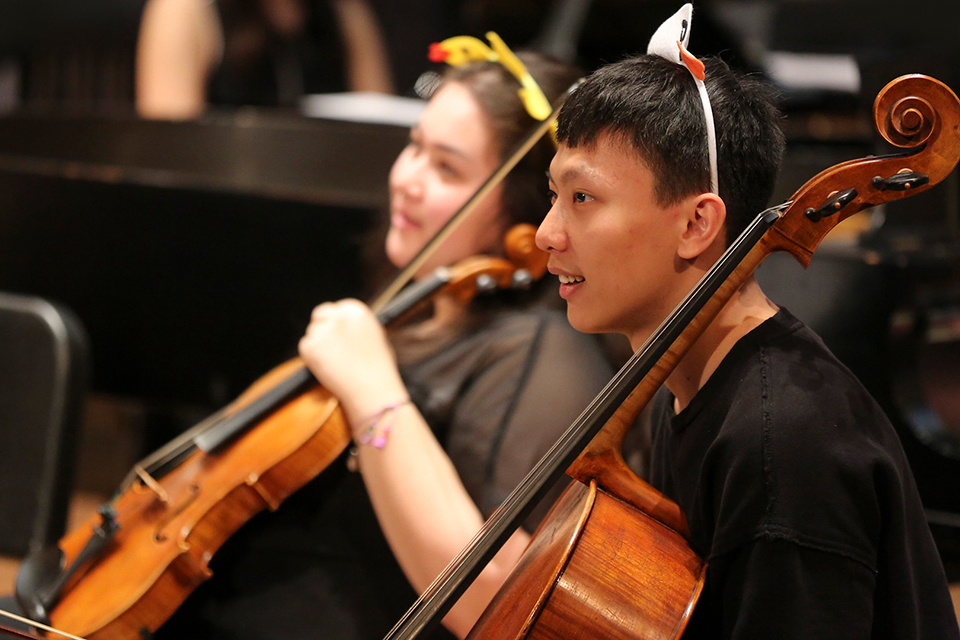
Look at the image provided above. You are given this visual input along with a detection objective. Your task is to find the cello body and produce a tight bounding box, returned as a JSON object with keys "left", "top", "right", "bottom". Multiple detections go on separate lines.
{"left": 468, "top": 481, "right": 704, "bottom": 640}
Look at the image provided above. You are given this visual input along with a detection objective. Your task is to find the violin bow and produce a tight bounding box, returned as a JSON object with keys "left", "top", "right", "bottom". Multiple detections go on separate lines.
{"left": 369, "top": 84, "right": 574, "bottom": 313}
{"left": 0, "top": 607, "right": 86, "bottom": 640}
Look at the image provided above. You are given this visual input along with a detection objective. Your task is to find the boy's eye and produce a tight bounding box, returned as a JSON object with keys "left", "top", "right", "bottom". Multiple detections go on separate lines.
{"left": 574, "top": 192, "right": 593, "bottom": 203}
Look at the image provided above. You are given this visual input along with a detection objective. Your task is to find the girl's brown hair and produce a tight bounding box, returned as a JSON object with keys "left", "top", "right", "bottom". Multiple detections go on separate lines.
{"left": 442, "top": 52, "right": 581, "bottom": 230}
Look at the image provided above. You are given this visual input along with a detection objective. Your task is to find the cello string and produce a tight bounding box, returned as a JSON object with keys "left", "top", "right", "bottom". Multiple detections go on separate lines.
{"left": 0, "top": 608, "right": 87, "bottom": 640}
{"left": 383, "top": 201, "right": 791, "bottom": 639}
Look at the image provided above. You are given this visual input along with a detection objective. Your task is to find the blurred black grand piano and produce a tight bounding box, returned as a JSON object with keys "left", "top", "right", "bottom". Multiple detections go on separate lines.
{"left": 0, "top": 109, "right": 409, "bottom": 417}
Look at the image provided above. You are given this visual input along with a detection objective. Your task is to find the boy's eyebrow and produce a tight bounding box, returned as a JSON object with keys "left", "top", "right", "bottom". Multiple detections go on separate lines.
{"left": 547, "top": 164, "right": 604, "bottom": 186}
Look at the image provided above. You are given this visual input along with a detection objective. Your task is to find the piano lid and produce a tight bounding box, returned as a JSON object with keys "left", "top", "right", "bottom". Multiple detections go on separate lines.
{"left": 0, "top": 107, "right": 410, "bottom": 209}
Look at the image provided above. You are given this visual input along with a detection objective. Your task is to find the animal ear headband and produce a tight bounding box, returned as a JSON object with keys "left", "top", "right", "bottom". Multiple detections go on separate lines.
{"left": 648, "top": 3, "right": 719, "bottom": 194}
{"left": 428, "top": 32, "right": 556, "bottom": 140}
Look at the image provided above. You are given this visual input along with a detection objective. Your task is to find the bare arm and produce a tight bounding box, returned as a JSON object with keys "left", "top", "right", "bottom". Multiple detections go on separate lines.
{"left": 136, "top": 0, "right": 223, "bottom": 119}
{"left": 298, "top": 299, "right": 528, "bottom": 638}
{"left": 329, "top": 0, "right": 394, "bottom": 94}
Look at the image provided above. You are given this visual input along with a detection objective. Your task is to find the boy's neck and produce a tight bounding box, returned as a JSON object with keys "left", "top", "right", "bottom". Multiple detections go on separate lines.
{"left": 664, "top": 275, "right": 777, "bottom": 413}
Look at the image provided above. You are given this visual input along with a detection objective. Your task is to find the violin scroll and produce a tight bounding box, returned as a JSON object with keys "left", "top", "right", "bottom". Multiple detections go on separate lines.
{"left": 503, "top": 223, "right": 549, "bottom": 281}
{"left": 441, "top": 224, "right": 549, "bottom": 304}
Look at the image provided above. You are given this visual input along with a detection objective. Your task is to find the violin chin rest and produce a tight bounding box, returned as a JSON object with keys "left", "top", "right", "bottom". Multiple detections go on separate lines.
{"left": 14, "top": 544, "right": 65, "bottom": 625}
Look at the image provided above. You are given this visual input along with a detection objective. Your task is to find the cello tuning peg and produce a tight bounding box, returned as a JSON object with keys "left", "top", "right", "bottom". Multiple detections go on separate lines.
{"left": 871, "top": 170, "right": 930, "bottom": 191}
{"left": 805, "top": 187, "right": 858, "bottom": 222}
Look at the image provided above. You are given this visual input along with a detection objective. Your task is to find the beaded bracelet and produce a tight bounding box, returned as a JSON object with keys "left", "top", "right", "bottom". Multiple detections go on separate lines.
{"left": 355, "top": 398, "right": 412, "bottom": 450}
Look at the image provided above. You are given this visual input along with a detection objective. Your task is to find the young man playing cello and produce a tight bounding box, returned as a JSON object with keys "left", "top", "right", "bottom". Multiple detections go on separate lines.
{"left": 535, "top": 6, "right": 960, "bottom": 638}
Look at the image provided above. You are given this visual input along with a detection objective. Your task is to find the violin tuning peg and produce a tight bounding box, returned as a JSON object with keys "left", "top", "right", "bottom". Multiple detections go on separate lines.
{"left": 511, "top": 270, "right": 533, "bottom": 290}
{"left": 475, "top": 274, "right": 498, "bottom": 294}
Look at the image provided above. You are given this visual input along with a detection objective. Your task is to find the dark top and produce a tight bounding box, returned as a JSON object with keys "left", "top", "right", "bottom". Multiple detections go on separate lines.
{"left": 157, "top": 302, "right": 612, "bottom": 640}
{"left": 650, "top": 308, "right": 960, "bottom": 639}
{"left": 208, "top": 0, "right": 347, "bottom": 108}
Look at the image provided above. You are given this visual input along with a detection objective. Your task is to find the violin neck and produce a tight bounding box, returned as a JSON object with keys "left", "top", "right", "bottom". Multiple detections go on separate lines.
{"left": 375, "top": 271, "right": 451, "bottom": 325}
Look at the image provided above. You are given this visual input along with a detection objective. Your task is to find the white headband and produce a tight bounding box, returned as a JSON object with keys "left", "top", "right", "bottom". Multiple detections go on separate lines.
{"left": 647, "top": 3, "right": 719, "bottom": 194}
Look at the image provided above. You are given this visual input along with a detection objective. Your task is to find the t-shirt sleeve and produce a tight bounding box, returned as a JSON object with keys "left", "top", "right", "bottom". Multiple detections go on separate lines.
{"left": 691, "top": 538, "right": 876, "bottom": 640}
{"left": 447, "top": 314, "right": 613, "bottom": 532}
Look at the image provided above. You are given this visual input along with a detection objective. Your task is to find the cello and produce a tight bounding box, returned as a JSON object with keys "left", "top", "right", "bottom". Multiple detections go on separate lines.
{"left": 383, "top": 73, "right": 960, "bottom": 639}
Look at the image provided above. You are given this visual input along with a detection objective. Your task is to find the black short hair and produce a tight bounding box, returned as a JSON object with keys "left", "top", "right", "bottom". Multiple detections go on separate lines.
{"left": 556, "top": 55, "right": 785, "bottom": 243}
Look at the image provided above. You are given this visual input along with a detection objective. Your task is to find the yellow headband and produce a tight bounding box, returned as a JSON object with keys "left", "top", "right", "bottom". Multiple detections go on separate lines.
{"left": 428, "top": 32, "right": 556, "bottom": 140}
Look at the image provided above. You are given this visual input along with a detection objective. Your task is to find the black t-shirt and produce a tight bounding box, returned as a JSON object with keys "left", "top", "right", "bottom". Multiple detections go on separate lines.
{"left": 157, "top": 304, "right": 612, "bottom": 640}
{"left": 208, "top": 0, "right": 348, "bottom": 108}
{"left": 650, "top": 308, "right": 960, "bottom": 639}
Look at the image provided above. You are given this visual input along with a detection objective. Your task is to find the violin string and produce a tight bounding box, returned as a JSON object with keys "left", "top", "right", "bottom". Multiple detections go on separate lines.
{"left": 111, "top": 89, "right": 577, "bottom": 493}
{"left": 0, "top": 608, "right": 87, "bottom": 640}
{"left": 110, "top": 408, "right": 228, "bottom": 495}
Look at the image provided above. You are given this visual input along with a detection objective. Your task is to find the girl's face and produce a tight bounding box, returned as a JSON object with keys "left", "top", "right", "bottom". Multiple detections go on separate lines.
{"left": 385, "top": 81, "right": 506, "bottom": 276}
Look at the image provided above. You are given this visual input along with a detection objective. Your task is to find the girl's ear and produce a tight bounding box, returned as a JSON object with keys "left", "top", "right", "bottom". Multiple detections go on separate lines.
{"left": 678, "top": 192, "right": 726, "bottom": 260}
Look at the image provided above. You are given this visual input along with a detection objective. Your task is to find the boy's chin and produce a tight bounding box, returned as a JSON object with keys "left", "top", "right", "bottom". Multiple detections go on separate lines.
{"left": 565, "top": 308, "right": 608, "bottom": 336}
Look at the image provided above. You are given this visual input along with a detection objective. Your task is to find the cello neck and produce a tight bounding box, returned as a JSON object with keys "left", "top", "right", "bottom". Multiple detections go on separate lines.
{"left": 381, "top": 201, "right": 788, "bottom": 640}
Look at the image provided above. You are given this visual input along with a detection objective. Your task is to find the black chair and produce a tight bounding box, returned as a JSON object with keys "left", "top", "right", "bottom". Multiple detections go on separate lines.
{"left": 0, "top": 291, "right": 88, "bottom": 557}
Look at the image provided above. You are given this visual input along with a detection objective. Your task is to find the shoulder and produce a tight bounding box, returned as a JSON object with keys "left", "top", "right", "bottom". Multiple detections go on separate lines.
{"left": 719, "top": 314, "right": 904, "bottom": 561}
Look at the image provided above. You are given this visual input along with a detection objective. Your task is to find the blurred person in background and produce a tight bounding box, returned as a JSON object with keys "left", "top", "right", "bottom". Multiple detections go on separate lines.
{"left": 152, "top": 38, "right": 613, "bottom": 640}
{"left": 136, "top": 0, "right": 394, "bottom": 118}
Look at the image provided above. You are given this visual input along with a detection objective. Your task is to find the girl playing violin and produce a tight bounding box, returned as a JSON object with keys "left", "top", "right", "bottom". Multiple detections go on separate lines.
{"left": 156, "top": 38, "right": 612, "bottom": 640}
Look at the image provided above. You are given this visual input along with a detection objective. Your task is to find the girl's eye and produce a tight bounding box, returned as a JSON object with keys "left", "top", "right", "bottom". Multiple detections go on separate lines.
{"left": 547, "top": 189, "right": 557, "bottom": 204}
{"left": 574, "top": 192, "right": 593, "bottom": 204}
{"left": 437, "top": 161, "right": 461, "bottom": 179}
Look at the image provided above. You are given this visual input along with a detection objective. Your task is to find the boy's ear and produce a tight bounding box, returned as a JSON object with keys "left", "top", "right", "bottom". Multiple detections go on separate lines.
{"left": 678, "top": 193, "right": 726, "bottom": 260}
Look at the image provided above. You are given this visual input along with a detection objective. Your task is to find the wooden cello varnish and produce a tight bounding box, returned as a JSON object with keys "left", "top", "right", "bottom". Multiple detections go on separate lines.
{"left": 460, "top": 73, "right": 960, "bottom": 640}
{"left": 468, "top": 480, "right": 703, "bottom": 640}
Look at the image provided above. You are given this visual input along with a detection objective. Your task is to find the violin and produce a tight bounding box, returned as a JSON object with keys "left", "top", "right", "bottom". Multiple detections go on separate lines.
{"left": 9, "top": 74, "right": 572, "bottom": 640}
{"left": 384, "top": 73, "right": 960, "bottom": 639}
{"left": 10, "top": 224, "right": 548, "bottom": 640}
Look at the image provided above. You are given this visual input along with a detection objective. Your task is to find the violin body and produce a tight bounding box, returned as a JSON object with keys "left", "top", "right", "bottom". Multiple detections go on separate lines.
{"left": 468, "top": 481, "right": 704, "bottom": 640}
{"left": 51, "top": 360, "right": 349, "bottom": 639}
{"left": 14, "top": 225, "right": 550, "bottom": 640}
